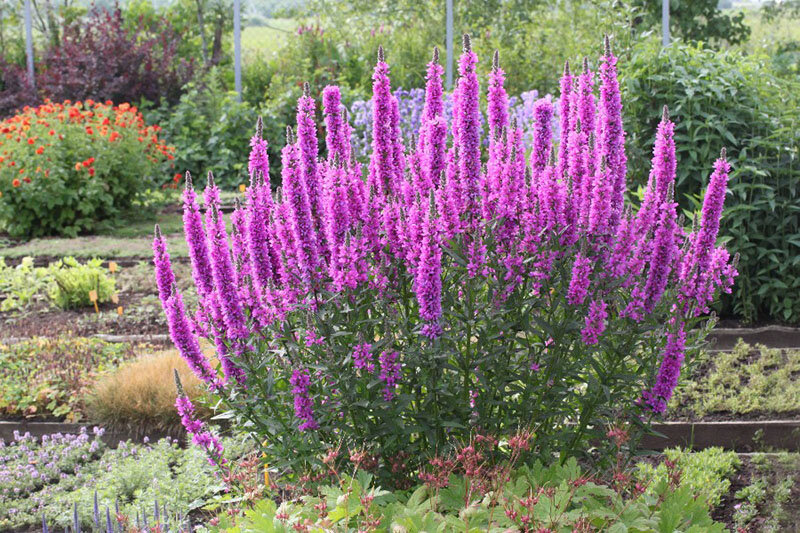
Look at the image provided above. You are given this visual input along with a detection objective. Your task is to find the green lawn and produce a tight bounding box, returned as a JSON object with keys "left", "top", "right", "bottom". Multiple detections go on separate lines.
{"left": 242, "top": 18, "right": 298, "bottom": 60}
{"left": 738, "top": 8, "right": 800, "bottom": 55}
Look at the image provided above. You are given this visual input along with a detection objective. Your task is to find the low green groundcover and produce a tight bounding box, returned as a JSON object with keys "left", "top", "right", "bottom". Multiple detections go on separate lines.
{"left": 671, "top": 341, "right": 800, "bottom": 418}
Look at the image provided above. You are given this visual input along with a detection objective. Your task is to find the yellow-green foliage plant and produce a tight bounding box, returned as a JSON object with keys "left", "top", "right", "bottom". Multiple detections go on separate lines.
{"left": 48, "top": 257, "right": 116, "bottom": 309}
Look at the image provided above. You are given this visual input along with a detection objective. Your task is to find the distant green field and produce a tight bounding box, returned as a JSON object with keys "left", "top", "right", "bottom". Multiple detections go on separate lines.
{"left": 242, "top": 18, "right": 298, "bottom": 60}
{"left": 739, "top": 8, "right": 800, "bottom": 54}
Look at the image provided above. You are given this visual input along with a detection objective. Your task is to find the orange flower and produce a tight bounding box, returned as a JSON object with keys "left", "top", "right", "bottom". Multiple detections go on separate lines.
{"left": 85, "top": 127, "right": 94, "bottom": 135}
{"left": 137, "top": 136, "right": 144, "bottom": 142}
{"left": 87, "top": 157, "right": 95, "bottom": 164}
{"left": 12, "top": 178, "right": 20, "bottom": 187}
{"left": 23, "top": 177, "right": 30, "bottom": 183}
{"left": 82, "top": 160, "right": 91, "bottom": 167}
{"left": 75, "top": 162, "right": 82, "bottom": 171}
{"left": 49, "top": 130, "right": 55, "bottom": 136}
{"left": 27, "top": 138, "right": 34, "bottom": 145}
{"left": 35, "top": 146, "right": 44, "bottom": 155}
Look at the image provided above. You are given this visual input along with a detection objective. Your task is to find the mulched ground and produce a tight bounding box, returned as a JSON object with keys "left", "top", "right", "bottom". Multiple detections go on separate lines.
{"left": 0, "top": 294, "right": 168, "bottom": 339}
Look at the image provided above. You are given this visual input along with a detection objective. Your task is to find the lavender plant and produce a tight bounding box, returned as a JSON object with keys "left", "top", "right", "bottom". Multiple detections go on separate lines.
{"left": 348, "top": 85, "right": 551, "bottom": 160}
{"left": 154, "top": 36, "right": 736, "bottom": 478}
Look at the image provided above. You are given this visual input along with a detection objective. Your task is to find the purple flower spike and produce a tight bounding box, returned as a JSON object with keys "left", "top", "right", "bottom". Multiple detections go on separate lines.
{"left": 297, "top": 83, "right": 321, "bottom": 223}
{"left": 379, "top": 350, "right": 402, "bottom": 401}
{"left": 322, "top": 85, "right": 348, "bottom": 164}
{"left": 248, "top": 117, "right": 269, "bottom": 181}
{"left": 454, "top": 34, "right": 482, "bottom": 224}
{"left": 530, "top": 98, "right": 554, "bottom": 193}
{"left": 152, "top": 224, "right": 175, "bottom": 306}
{"left": 642, "top": 322, "right": 686, "bottom": 413}
{"left": 596, "top": 36, "right": 627, "bottom": 232}
{"left": 163, "top": 286, "right": 219, "bottom": 389}
{"left": 174, "top": 376, "right": 226, "bottom": 466}
{"left": 487, "top": 50, "right": 509, "bottom": 140}
{"left": 556, "top": 61, "right": 573, "bottom": 180}
{"left": 352, "top": 343, "right": 375, "bottom": 373}
{"left": 567, "top": 253, "right": 592, "bottom": 305}
{"left": 368, "top": 46, "right": 402, "bottom": 199}
{"left": 581, "top": 299, "right": 607, "bottom": 345}
{"left": 414, "top": 194, "right": 443, "bottom": 337}
{"left": 290, "top": 369, "right": 319, "bottom": 431}
{"left": 644, "top": 200, "right": 678, "bottom": 313}
{"left": 182, "top": 172, "right": 215, "bottom": 298}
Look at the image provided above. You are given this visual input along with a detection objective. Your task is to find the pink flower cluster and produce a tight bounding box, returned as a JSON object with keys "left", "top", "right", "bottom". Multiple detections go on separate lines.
{"left": 154, "top": 35, "right": 737, "bottom": 434}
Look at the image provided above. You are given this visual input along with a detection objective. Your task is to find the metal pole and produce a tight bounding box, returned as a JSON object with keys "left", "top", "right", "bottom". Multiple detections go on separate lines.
{"left": 662, "top": 0, "right": 670, "bottom": 46}
{"left": 445, "top": 0, "right": 453, "bottom": 89}
{"left": 233, "top": 0, "right": 242, "bottom": 102}
{"left": 24, "top": 0, "right": 35, "bottom": 90}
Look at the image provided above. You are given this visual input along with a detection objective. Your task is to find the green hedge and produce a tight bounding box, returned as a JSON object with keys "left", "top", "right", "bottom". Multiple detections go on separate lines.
{"left": 621, "top": 40, "right": 800, "bottom": 323}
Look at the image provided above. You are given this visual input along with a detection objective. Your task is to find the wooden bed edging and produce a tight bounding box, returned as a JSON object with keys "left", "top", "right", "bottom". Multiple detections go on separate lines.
{"left": 643, "top": 420, "right": 800, "bottom": 452}
{"left": 708, "top": 325, "right": 800, "bottom": 351}
{"left": 3, "top": 419, "right": 799, "bottom": 452}
{"left": 0, "top": 421, "right": 175, "bottom": 447}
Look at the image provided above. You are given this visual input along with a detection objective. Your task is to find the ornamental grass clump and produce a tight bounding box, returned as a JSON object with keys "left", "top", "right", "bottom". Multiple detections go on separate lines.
{"left": 154, "top": 36, "right": 737, "bottom": 478}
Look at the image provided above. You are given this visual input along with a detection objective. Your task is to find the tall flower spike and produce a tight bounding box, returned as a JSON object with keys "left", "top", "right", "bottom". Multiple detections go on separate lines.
{"left": 643, "top": 196, "right": 678, "bottom": 313}
{"left": 637, "top": 104, "right": 676, "bottom": 237}
{"left": 530, "top": 98, "right": 554, "bottom": 195}
{"left": 174, "top": 371, "right": 226, "bottom": 465}
{"left": 281, "top": 134, "right": 319, "bottom": 283}
{"left": 368, "top": 44, "right": 401, "bottom": 198}
{"left": 414, "top": 191, "right": 442, "bottom": 338}
{"left": 248, "top": 117, "right": 269, "bottom": 181}
{"left": 642, "top": 322, "right": 687, "bottom": 413}
{"left": 152, "top": 224, "right": 175, "bottom": 305}
{"left": 322, "top": 85, "right": 347, "bottom": 164}
{"left": 290, "top": 368, "right": 319, "bottom": 431}
{"left": 487, "top": 49, "right": 509, "bottom": 140}
{"left": 682, "top": 148, "right": 731, "bottom": 312}
{"left": 163, "top": 285, "right": 219, "bottom": 388}
{"left": 207, "top": 202, "right": 247, "bottom": 341}
{"left": 296, "top": 83, "right": 321, "bottom": 227}
{"left": 557, "top": 60, "right": 573, "bottom": 181}
{"left": 455, "top": 33, "right": 481, "bottom": 224}
{"left": 246, "top": 170, "right": 275, "bottom": 294}
{"left": 182, "top": 171, "right": 215, "bottom": 298}
{"left": 596, "top": 35, "right": 627, "bottom": 233}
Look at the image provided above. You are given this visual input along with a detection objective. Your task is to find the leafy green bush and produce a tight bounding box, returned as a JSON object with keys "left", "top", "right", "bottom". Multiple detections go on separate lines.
{"left": 0, "top": 100, "right": 173, "bottom": 238}
{"left": 0, "top": 336, "right": 137, "bottom": 420}
{"left": 143, "top": 71, "right": 260, "bottom": 190}
{"left": 214, "top": 456, "right": 727, "bottom": 532}
{"left": 48, "top": 257, "right": 116, "bottom": 310}
{"left": 621, "top": 40, "right": 800, "bottom": 323}
{"left": 635, "top": 447, "right": 740, "bottom": 509}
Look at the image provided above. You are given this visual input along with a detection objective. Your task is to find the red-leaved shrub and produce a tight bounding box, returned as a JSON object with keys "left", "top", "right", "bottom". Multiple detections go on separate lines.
{"left": 0, "top": 60, "right": 37, "bottom": 118}
{"left": 36, "top": 7, "right": 193, "bottom": 106}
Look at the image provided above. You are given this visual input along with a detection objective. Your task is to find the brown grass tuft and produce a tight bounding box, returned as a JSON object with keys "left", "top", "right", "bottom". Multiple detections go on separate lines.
{"left": 87, "top": 344, "right": 215, "bottom": 438}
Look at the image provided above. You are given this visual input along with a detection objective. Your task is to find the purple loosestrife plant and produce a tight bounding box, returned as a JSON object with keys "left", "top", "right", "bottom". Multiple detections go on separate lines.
{"left": 156, "top": 35, "right": 736, "bottom": 481}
